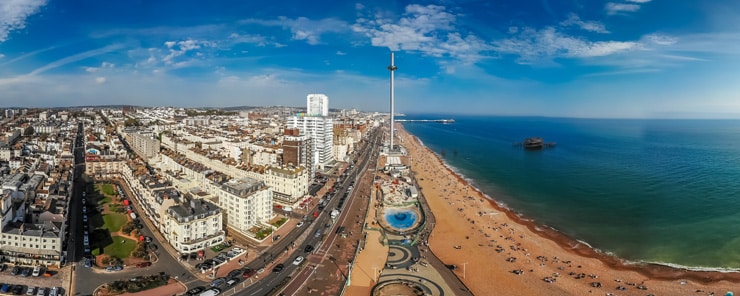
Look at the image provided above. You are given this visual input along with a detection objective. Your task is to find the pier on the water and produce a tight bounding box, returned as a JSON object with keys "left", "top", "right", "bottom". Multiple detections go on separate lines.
{"left": 395, "top": 119, "right": 455, "bottom": 123}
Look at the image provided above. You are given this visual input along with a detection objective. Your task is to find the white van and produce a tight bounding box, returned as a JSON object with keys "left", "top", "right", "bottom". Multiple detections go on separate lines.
{"left": 199, "top": 288, "right": 221, "bottom": 296}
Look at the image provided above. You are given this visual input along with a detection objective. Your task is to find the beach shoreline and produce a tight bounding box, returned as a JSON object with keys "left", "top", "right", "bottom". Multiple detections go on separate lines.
{"left": 398, "top": 123, "right": 740, "bottom": 295}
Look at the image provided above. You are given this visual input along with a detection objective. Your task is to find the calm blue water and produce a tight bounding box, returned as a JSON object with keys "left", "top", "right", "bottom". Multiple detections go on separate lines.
{"left": 384, "top": 208, "right": 419, "bottom": 231}
{"left": 403, "top": 115, "right": 740, "bottom": 268}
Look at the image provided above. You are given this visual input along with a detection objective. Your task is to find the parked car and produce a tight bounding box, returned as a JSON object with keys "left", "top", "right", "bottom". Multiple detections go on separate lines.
{"left": 20, "top": 267, "right": 31, "bottom": 277}
{"left": 185, "top": 286, "right": 205, "bottom": 295}
{"left": 148, "top": 243, "right": 158, "bottom": 251}
{"left": 242, "top": 268, "right": 255, "bottom": 279}
{"left": 272, "top": 264, "right": 284, "bottom": 273}
{"left": 25, "top": 286, "right": 35, "bottom": 296}
{"left": 10, "top": 266, "right": 19, "bottom": 275}
{"left": 225, "top": 278, "right": 240, "bottom": 287}
{"left": 135, "top": 262, "right": 151, "bottom": 268}
{"left": 296, "top": 222, "right": 304, "bottom": 228}
{"left": 227, "top": 269, "right": 242, "bottom": 278}
{"left": 0, "top": 284, "right": 9, "bottom": 293}
{"left": 32, "top": 266, "right": 41, "bottom": 277}
{"left": 49, "top": 287, "right": 59, "bottom": 296}
{"left": 210, "top": 277, "right": 225, "bottom": 287}
{"left": 35, "top": 287, "right": 45, "bottom": 296}
{"left": 10, "top": 284, "right": 23, "bottom": 295}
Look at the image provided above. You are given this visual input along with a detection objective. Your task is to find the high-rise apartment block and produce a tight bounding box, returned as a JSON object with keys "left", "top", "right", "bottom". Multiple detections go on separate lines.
{"left": 306, "top": 94, "right": 329, "bottom": 117}
{"left": 287, "top": 116, "right": 333, "bottom": 169}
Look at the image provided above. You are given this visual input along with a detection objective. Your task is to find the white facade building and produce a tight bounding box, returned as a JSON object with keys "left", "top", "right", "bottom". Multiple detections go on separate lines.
{"left": 306, "top": 94, "right": 329, "bottom": 117}
{"left": 216, "top": 178, "right": 273, "bottom": 237}
{"left": 264, "top": 166, "right": 309, "bottom": 204}
{"left": 287, "top": 116, "right": 333, "bottom": 169}
{"left": 163, "top": 198, "right": 225, "bottom": 254}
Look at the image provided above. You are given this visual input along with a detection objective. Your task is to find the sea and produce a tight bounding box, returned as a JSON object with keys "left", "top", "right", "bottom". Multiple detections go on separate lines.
{"left": 401, "top": 115, "right": 740, "bottom": 269}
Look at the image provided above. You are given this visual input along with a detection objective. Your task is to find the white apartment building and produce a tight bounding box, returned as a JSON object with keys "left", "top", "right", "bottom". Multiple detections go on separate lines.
{"left": 163, "top": 197, "right": 225, "bottom": 254}
{"left": 287, "top": 116, "right": 333, "bottom": 169}
{"left": 307, "top": 94, "right": 329, "bottom": 117}
{"left": 264, "top": 166, "right": 309, "bottom": 205}
{"left": 216, "top": 178, "right": 273, "bottom": 237}
{"left": 125, "top": 132, "right": 161, "bottom": 161}
{"left": 0, "top": 190, "right": 65, "bottom": 267}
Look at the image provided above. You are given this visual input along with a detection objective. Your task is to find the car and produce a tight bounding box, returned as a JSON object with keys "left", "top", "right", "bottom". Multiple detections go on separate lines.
{"left": 11, "top": 266, "right": 19, "bottom": 275}
{"left": 200, "top": 288, "right": 221, "bottom": 296}
{"left": 0, "top": 284, "right": 9, "bottom": 293}
{"left": 82, "top": 215, "right": 87, "bottom": 222}
{"left": 185, "top": 286, "right": 205, "bottom": 296}
{"left": 12, "top": 285, "right": 24, "bottom": 295}
{"left": 135, "top": 262, "right": 151, "bottom": 268}
{"left": 303, "top": 244, "right": 314, "bottom": 253}
{"left": 32, "top": 266, "right": 41, "bottom": 276}
{"left": 20, "top": 267, "right": 30, "bottom": 277}
{"left": 272, "top": 264, "right": 284, "bottom": 273}
{"left": 225, "top": 278, "right": 240, "bottom": 287}
{"left": 84, "top": 259, "right": 91, "bottom": 268}
{"left": 210, "top": 277, "right": 225, "bottom": 287}
{"left": 81, "top": 198, "right": 86, "bottom": 204}
{"left": 82, "top": 207, "right": 87, "bottom": 213}
{"left": 227, "top": 269, "right": 242, "bottom": 278}
{"left": 144, "top": 236, "right": 152, "bottom": 243}
{"left": 292, "top": 256, "right": 304, "bottom": 265}
{"left": 49, "top": 287, "right": 59, "bottom": 296}
{"left": 232, "top": 247, "right": 244, "bottom": 253}
{"left": 106, "top": 265, "right": 123, "bottom": 272}
{"left": 0, "top": 263, "right": 6, "bottom": 271}
{"left": 148, "top": 243, "right": 158, "bottom": 251}
{"left": 296, "top": 222, "right": 304, "bottom": 228}
{"left": 26, "top": 286, "right": 35, "bottom": 296}
{"left": 35, "top": 287, "right": 45, "bottom": 296}
{"left": 241, "top": 268, "right": 255, "bottom": 278}
{"left": 314, "top": 230, "right": 321, "bottom": 238}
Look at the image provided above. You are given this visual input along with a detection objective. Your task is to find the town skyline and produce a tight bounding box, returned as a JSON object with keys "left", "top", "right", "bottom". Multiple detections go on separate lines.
{"left": 2, "top": 0, "right": 740, "bottom": 118}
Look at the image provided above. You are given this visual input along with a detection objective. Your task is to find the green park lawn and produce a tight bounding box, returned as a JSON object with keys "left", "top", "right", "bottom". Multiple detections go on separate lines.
{"left": 102, "top": 213, "right": 128, "bottom": 232}
{"left": 101, "top": 183, "right": 116, "bottom": 196}
{"left": 97, "top": 236, "right": 136, "bottom": 259}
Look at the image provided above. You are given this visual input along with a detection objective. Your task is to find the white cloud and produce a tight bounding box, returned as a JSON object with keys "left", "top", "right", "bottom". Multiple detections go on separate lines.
{"left": 241, "top": 17, "right": 348, "bottom": 45}
{"left": 336, "top": 51, "right": 347, "bottom": 55}
{"left": 30, "top": 44, "right": 123, "bottom": 76}
{"left": 495, "top": 27, "right": 641, "bottom": 63}
{"left": 353, "top": 4, "right": 493, "bottom": 63}
{"left": 0, "top": 54, "right": 4, "bottom": 59}
{"left": 560, "top": 14, "right": 610, "bottom": 34}
{"left": 162, "top": 39, "right": 215, "bottom": 65}
{"left": 0, "top": 0, "right": 47, "bottom": 42}
{"left": 626, "top": 0, "right": 651, "bottom": 3}
{"left": 95, "top": 77, "right": 106, "bottom": 84}
{"left": 606, "top": 3, "right": 641, "bottom": 15}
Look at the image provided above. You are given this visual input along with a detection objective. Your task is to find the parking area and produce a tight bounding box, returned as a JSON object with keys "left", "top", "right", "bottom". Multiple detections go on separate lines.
{"left": 0, "top": 264, "right": 66, "bottom": 295}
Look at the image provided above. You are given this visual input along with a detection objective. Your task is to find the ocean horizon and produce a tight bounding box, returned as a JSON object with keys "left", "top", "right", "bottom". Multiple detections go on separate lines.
{"left": 401, "top": 114, "right": 740, "bottom": 269}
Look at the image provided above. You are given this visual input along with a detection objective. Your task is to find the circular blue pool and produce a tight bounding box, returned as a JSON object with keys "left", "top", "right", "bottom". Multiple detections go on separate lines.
{"left": 383, "top": 208, "right": 418, "bottom": 231}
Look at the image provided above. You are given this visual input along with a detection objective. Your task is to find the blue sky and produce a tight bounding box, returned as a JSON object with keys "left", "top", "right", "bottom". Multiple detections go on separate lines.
{"left": 1, "top": 0, "right": 739, "bottom": 118}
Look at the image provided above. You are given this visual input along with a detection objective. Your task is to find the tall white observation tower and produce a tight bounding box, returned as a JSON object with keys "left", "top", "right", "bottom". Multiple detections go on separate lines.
{"left": 387, "top": 52, "right": 398, "bottom": 151}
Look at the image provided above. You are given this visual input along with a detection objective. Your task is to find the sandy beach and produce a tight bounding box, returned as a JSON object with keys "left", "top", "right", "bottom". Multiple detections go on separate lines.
{"left": 397, "top": 124, "right": 740, "bottom": 296}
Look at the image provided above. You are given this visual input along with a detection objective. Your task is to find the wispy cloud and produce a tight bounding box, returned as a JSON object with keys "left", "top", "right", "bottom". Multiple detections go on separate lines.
{"left": 0, "top": 0, "right": 47, "bottom": 42}
{"left": 494, "top": 27, "right": 640, "bottom": 63}
{"left": 241, "top": 17, "right": 348, "bottom": 45}
{"left": 0, "top": 46, "right": 56, "bottom": 67}
{"left": 626, "top": 0, "right": 651, "bottom": 3}
{"left": 560, "top": 14, "right": 610, "bottom": 34}
{"left": 605, "top": 2, "right": 642, "bottom": 15}
{"left": 353, "top": 4, "right": 493, "bottom": 64}
{"left": 30, "top": 44, "right": 123, "bottom": 76}
{"left": 162, "top": 39, "right": 215, "bottom": 65}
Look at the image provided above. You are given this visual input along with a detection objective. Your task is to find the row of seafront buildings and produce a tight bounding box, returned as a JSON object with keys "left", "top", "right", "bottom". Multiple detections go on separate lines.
{"left": 82, "top": 96, "right": 381, "bottom": 255}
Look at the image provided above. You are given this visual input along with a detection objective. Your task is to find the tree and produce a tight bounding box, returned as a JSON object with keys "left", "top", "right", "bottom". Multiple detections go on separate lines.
{"left": 23, "top": 126, "right": 34, "bottom": 136}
